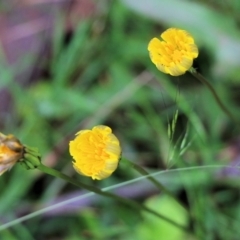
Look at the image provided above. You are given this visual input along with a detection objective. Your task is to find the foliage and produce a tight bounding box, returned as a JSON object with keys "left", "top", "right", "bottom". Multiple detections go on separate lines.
{"left": 1, "top": 0, "right": 240, "bottom": 239}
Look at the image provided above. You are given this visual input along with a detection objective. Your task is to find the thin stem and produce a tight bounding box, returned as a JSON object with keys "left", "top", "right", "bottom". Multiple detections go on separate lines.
{"left": 37, "top": 163, "right": 188, "bottom": 232}
{"left": 190, "top": 68, "right": 238, "bottom": 126}
{"left": 121, "top": 157, "right": 189, "bottom": 213}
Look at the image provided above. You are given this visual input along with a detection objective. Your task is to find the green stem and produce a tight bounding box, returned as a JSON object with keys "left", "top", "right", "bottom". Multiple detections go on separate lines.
{"left": 122, "top": 157, "right": 188, "bottom": 213}
{"left": 37, "top": 163, "right": 188, "bottom": 232}
{"left": 190, "top": 68, "right": 238, "bottom": 125}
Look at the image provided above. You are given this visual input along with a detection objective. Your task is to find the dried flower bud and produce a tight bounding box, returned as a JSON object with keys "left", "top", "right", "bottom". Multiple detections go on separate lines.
{"left": 0, "top": 133, "right": 24, "bottom": 175}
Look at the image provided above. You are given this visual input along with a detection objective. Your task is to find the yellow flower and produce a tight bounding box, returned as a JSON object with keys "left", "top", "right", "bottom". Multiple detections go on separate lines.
{"left": 0, "top": 133, "right": 24, "bottom": 175}
{"left": 148, "top": 28, "right": 198, "bottom": 76}
{"left": 69, "top": 125, "right": 121, "bottom": 180}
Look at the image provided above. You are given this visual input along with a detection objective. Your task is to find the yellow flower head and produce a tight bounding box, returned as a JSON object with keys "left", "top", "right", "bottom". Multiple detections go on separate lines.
{"left": 0, "top": 133, "right": 24, "bottom": 175}
{"left": 148, "top": 28, "right": 198, "bottom": 76}
{"left": 69, "top": 125, "right": 121, "bottom": 180}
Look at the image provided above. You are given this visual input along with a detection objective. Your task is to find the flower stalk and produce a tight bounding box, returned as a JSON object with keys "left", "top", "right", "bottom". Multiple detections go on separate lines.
{"left": 122, "top": 157, "right": 189, "bottom": 213}
{"left": 37, "top": 163, "right": 188, "bottom": 232}
{"left": 189, "top": 67, "right": 238, "bottom": 125}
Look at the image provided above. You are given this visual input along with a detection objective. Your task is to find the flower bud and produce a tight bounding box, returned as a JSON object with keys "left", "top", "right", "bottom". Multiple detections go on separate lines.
{"left": 0, "top": 132, "right": 41, "bottom": 175}
{"left": 0, "top": 133, "right": 24, "bottom": 175}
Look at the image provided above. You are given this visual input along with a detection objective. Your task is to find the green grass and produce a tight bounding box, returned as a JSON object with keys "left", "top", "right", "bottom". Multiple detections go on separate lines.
{"left": 1, "top": 0, "right": 240, "bottom": 239}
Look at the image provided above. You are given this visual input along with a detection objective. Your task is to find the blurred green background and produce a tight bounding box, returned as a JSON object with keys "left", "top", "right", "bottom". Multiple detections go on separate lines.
{"left": 1, "top": 0, "right": 240, "bottom": 239}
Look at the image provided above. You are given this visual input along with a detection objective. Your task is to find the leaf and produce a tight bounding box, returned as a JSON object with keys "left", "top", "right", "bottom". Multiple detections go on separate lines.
{"left": 134, "top": 195, "right": 190, "bottom": 240}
